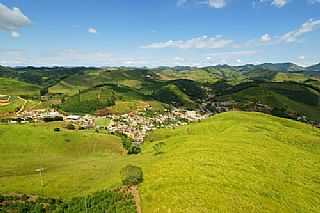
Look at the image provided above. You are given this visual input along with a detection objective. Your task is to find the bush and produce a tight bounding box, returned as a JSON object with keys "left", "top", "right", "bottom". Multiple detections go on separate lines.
{"left": 54, "top": 127, "right": 60, "bottom": 132}
{"left": 121, "top": 165, "right": 143, "bottom": 186}
{"left": 65, "top": 123, "right": 76, "bottom": 130}
{"left": 43, "top": 116, "right": 63, "bottom": 122}
{"left": 128, "top": 145, "right": 141, "bottom": 155}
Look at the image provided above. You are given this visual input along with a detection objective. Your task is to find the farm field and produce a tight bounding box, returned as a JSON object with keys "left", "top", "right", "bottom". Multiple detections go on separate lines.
{"left": 0, "top": 112, "right": 319, "bottom": 212}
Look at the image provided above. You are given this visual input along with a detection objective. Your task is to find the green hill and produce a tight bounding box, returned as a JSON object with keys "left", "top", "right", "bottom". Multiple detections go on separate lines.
{"left": 218, "top": 82, "right": 320, "bottom": 121}
{"left": 0, "top": 77, "right": 40, "bottom": 97}
{"left": 140, "top": 112, "right": 320, "bottom": 212}
{"left": 60, "top": 83, "right": 163, "bottom": 114}
{"left": 0, "top": 122, "right": 125, "bottom": 198}
{"left": 0, "top": 112, "right": 319, "bottom": 212}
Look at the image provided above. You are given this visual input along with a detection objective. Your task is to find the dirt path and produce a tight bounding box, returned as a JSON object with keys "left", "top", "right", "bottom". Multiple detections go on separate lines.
{"left": 128, "top": 186, "right": 142, "bottom": 213}
{"left": 16, "top": 96, "right": 28, "bottom": 114}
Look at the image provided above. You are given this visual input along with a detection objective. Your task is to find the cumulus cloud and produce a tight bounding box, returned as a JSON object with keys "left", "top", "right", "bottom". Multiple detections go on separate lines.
{"left": 260, "top": 34, "right": 272, "bottom": 42}
{"left": 280, "top": 19, "right": 320, "bottom": 42}
{"left": 0, "top": 3, "right": 30, "bottom": 36}
{"left": 88, "top": 27, "right": 97, "bottom": 34}
{"left": 142, "top": 35, "right": 233, "bottom": 49}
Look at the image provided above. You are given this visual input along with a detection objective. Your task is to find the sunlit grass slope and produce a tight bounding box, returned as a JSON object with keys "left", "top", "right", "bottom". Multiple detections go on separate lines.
{"left": 0, "top": 77, "right": 40, "bottom": 97}
{"left": 140, "top": 112, "right": 320, "bottom": 212}
{"left": 0, "top": 112, "right": 319, "bottom": 213}
{"left": 0, "top": 123, "right": 126, "bottom": 198}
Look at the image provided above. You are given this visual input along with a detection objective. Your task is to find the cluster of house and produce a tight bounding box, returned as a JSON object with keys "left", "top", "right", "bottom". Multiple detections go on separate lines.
{"left": 7, "top": 109, "right": 95, "bottom": 129}
{"left": 107, "top": 109, "right": 210, "bottom": 143}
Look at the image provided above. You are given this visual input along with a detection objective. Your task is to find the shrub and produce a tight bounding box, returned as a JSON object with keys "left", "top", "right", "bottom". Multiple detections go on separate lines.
{"left": 121, "top": 165, "right": 143, "bottom": 186}
{"left": 54, "top": 127, "right": 60, "bottom": 132}
{"left": 65, "top": 123, "right": 76, "bottom": 130}
{"left": 43, "top": 116, "right": 63, "bottom": 122}
{"left": 128, "top": 145, "right": 141, "bottom": 155}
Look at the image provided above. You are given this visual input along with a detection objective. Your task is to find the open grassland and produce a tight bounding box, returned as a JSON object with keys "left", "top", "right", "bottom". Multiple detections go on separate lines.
{"left": 273, "top": 72, "right": 310, "bottom": 82}
{"left": 140, "top": 112, "right": 320, "bottom": 212}
{"left": 0, "top": 112, "right": 319, "bottom": 212}
{"left": 0, "top": 77, "right": 40, "bottom": 97}
{"left": 0, "top": 122, "right": 127, "bottom": 198}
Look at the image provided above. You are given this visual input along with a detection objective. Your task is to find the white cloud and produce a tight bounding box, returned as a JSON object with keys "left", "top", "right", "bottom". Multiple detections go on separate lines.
{"left": 10, "top": 31, "right": 20, "bottom": 38}
{"left": 208, "top": 0, "right": 227, "bottom": 8}
{"left": 280, "top": 19, "right": 320, "bottom": 43}
{"left": 0, "top": 3, "right": 30, "bottom": 36}
{"left": 271, "top": 0, "right": 288, "bottom": 7}
{"left": 298, "top": 55, "right": 305, "bottom": 60}
{"left": 260, "top": 33, "right": 272, "bottom": 42}
{"left": 88, "top": 27, "right": 97, "bottom": 34}
{"left": 142, "top": 35, "right": 233, "bottom": 49}
{"left": 177, "top": 0, "right": 227, "bottom": 8}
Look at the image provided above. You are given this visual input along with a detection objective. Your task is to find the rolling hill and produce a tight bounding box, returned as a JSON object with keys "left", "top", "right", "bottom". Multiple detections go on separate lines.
{"left": 216, "top": 82, "right": 320, "bottom": 121}
{"left": 0, "top": 77, "right": 40, "bottom": 97}
{"left": 0, "top": 112, "right": 319, "bottom": 212}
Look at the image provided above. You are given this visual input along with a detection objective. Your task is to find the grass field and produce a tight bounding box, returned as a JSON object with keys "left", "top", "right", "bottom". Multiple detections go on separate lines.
{"left": 0, "top": 112, "right": 319, "bottom": 212}
{"left": 0, "top": 77, "right": 40, "bottom": 97}
{"left": 140, "top": 112, "right": 320, "bottom": 212}
{"left": 0, "top": 122, "right": 127, "bottom": 198}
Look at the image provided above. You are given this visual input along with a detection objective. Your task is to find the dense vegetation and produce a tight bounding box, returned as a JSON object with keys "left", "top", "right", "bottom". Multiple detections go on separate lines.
{"left": 0, "top": 190, "right": 136, "bottom": 213}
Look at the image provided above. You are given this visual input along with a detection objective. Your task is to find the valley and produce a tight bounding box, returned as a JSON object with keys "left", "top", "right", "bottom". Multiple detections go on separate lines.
{"left": 0, "top": 64, "right": 320, "bottom": 212}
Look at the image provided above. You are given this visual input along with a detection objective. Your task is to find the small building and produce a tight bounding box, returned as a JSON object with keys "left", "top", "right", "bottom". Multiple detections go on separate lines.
{"left": 66, "top": 115, "right": 81, "bottom": 121}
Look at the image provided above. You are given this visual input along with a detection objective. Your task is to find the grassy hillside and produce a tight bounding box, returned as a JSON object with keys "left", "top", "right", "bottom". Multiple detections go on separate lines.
{"left": 49, "top": 68, "right": 156, "bottom": 96}
{"left": 0, "top": 77, "right": 40, "bottom": 97}
{"left": 140, "top": 112, "right": 320, "bottom": 212}
{"left": 60, "top": 84, "right": 156, "bottom": 114}
{"left": 0, "top": 122, "right": 126, "bottom": 198}
{"left": 219, "top": 82, "right": 320, "bottom": 121}
{"left": 0, "top": 112, "right": 319, "bottom": 212}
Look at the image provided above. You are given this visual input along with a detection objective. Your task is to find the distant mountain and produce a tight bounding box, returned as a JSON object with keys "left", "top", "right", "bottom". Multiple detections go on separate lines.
{"left": 307, "top": 63, "right": 320, "bottom": 72}
{"left": 254, "top": 63, "right": 305, "bottom": 72}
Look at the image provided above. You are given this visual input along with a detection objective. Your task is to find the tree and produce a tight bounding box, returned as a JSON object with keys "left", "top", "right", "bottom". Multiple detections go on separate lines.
{"left": 65, "top": 123, "right": 76, "bottom": 130}
{"left": 120, "top": 165, "right": 143, "bottom": 186}
{"left": 128, "top": 145, "right": 141, "bottom": 155}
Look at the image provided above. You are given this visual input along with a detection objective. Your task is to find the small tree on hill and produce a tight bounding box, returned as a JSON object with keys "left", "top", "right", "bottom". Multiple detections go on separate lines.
{"left": 120, "top": 165, "right": 143, "bottom": 186}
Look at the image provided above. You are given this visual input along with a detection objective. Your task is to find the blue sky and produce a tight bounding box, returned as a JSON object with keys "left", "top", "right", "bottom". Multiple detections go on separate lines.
{"left": 0, "top": 0, "right": 319, "bottom": 67}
